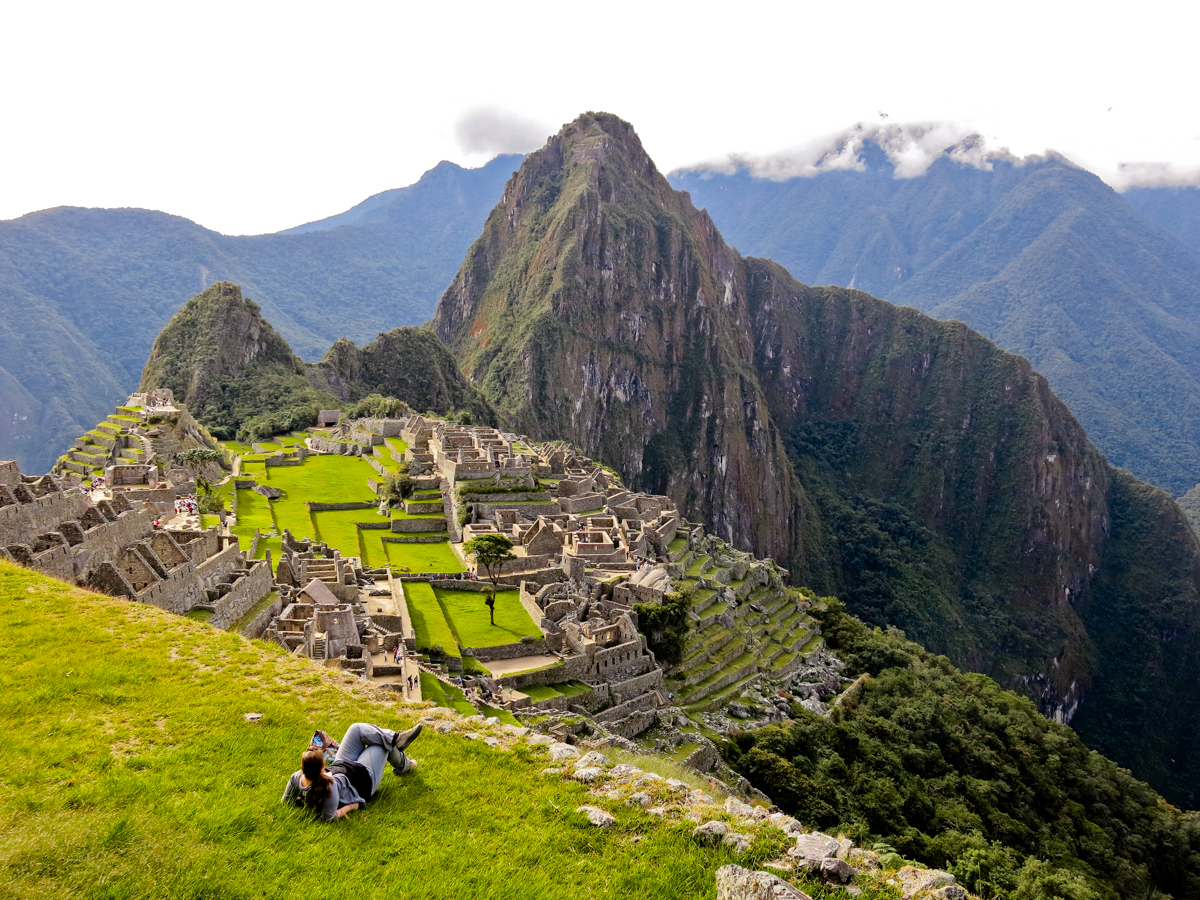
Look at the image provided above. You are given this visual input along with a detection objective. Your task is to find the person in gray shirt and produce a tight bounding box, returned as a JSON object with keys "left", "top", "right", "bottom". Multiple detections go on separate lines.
{"left": 282, "top": 722, "right": 422, "bottom": 821}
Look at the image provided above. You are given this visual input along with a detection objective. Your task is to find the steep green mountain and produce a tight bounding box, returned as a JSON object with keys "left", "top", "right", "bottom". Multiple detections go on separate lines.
{"left": 433, "top": 112, "right": 1200, "bottom": 807}
{"left": 308, "top": 328, "right": 497, "bottom": 425}
{"left": 140, "top": 283, "right": 492, "bottom": 438}
{"left": 671, "top": 153, "right": 1200, "bottom": 495}
{"left": 0, "top": 155, "right": 519, "bottom": 473}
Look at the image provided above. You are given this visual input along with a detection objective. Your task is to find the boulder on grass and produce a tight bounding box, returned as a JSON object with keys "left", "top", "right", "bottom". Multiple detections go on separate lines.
{"left": 715, "top": 865, "right": 813, "bottom": 900}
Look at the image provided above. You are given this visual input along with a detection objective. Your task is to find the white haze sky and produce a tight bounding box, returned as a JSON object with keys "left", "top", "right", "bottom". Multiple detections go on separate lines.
{"left": 2, "top": 0, "right": 1199, "bottom": 235}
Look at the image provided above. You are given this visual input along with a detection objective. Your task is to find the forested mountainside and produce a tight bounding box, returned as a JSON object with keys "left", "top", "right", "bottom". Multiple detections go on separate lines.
{"left": 1124, "top": 184, "right": 1200, "bottom": 255}
{"left": 671, "top": 153, "right": 1200, "bottom": 496}
{"left": 0, "top": 155, "right": 517, "bottom": 474}
{"left": 139, "top": 282, "right": 494, "bottom": 440}
{"left": 433, "top": 112, "right": 1200, "bottom": 806}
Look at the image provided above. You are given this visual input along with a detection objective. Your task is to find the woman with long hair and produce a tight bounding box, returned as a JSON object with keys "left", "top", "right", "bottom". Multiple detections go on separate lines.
{"left": 282, "top": 722, "right": 422, "bottom": 821}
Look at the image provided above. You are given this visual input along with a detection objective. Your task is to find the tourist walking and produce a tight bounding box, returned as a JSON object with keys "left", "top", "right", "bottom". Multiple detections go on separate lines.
{"left": 281, "top": 722, "right": 422, "bottom": 821}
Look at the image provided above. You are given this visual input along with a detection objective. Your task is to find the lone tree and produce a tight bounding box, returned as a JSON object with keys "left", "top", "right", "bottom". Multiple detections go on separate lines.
{"left": 463, "top": 533, "right": 517, "bottom": 626}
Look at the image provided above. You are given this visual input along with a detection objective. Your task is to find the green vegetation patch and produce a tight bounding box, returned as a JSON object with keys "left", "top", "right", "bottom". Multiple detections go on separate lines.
{"left": 383, "top": 542, "right": 465, "bottom": 575}
{"left": 402, "top": 582, "right": 460, "bottom": 657}
{"left": 432, "top": 587, "right": 541, "bottom": 648}
{"left": 263, "top": 454, "right": 377, "bottom": 503}
{"left": 728, "top": 599, "right": 1200, "bottom": 900}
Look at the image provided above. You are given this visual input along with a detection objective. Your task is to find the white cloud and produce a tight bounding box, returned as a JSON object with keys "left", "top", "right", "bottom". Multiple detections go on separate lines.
{"left": 454, "top": 108, "right": 550, "bottom": 158}
{"left": 675, "top": 122, "right": 1028, "bottom": 182}
{"left": 1109, "top": 161, "right": 1200, "bottom": 192}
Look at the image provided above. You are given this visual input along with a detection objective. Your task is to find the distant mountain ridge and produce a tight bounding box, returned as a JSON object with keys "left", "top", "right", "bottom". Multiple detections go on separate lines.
{"left": 671, "top": 150, "right": 1200, "bottom": 495}
{"left": 0, "top": 155, "right": 520, "bottom": 474}
{"left": 433, "top": 112, "right": 1200, "bottom": 807}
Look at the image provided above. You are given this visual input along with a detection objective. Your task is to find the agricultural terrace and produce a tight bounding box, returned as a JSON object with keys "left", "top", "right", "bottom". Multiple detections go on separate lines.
{"left": 225, "top": 447, "right": 463, "bottom": 574}
{"left": 403, "top": 584, "right": 539, "bottom": 657}
{"left": 0, "top": 562, "right": 751, "bottom": 898}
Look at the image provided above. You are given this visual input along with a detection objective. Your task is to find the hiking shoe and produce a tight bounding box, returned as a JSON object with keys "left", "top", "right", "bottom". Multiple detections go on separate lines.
{"left": 392, "top": 723, "right": 422, "bottom": 752}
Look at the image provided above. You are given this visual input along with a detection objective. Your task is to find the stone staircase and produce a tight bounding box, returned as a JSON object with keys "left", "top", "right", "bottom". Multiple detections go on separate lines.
{"left": 306, "top": 560, "right": 341, "bottom": 586}
{"left": 312, "top": 637, "right": 327, "bottom": 659}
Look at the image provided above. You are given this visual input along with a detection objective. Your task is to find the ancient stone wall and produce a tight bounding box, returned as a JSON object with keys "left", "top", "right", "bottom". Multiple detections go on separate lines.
{"left": 463, "top": 637, "right": 549, "bottom": 662}
{"left": 210, "top": 561, "right": 274, "bottom": 630}
{"left": 0, "top": 489, "right": 86, "bottom": 546}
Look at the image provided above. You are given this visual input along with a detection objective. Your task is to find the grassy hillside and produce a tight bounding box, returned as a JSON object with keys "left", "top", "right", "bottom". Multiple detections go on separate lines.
{"left": 0, "top": 560, "right": 754, "bottom": 899}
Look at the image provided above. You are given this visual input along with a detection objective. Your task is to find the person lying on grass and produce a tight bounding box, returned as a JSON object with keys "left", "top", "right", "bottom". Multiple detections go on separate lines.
{"left": 282, "top": 722, "right": 422, "bottom": 821}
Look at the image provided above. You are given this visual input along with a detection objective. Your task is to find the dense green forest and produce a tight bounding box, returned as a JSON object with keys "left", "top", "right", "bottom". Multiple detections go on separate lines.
{"left": 728, "top": 600, "right": 1200, "bottom": 900}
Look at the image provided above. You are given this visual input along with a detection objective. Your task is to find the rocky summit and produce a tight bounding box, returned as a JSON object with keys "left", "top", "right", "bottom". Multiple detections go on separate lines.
{"left": 433, "top": 112, "right": 1200, "bottom": 807}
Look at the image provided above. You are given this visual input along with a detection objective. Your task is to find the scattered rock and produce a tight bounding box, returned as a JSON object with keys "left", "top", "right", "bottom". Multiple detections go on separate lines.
{"left": 715, "top": 864, "right": 813, "bottom": 900}
{"left": 525, "top": 732, "right": 554, "bottom": 747}
{"left": 820, "top": 857, "right": 854, "bottom": 884}
{"left": 836, "top": 838, "right": 854, "bottom": 860}
{"left": 464, "top": 715, "right": 485, "bottom": 724}
{"left": 728, "top": 702, "right": 752, "bottom": 718}
{"left": 575, "top": 750, "right": 609, "bottom": 768}
{"left": 242, "top": 712, "right": 263, "bottom": 722}
{"left": 665, "top": 778, "right": 690, "bottom": 793}
{"left": 767, "top": 813, "right": 804, "bottom": 835}
{"left": 485, "top": 716, "right": 501, "bottom": 725}
{"left": 501, "top": 724, "right": 529, "bottom": 737}
{"left": 420, "top": 715, "right": 439, "bottom": 724}
{"left": 465, "top": 732, "right": 482, "bottom": 741}
{"left": 484, "top": 737, "right": 500, "bottom": 748}
{"left": 573, "top": 766, "right": 603, "bottom": 783}
{"left": 540, "top": 767, "right": 562, "bottom": 776}
{"left": 436, "top": 723, "right": 453, "bottom": 734}
{"left": 576, "top": 805, "right": 615, "bottom": 828}
{"left": 628, "top": 791, "right": 651, "bottom": 807}
{"left": 688, "top": 789, "right": 714, "bottom": 806}
{"left": 646, "top": 806, "right": 667, "bottom": 817}
{"left": 633, "top": 772, "right": 663, "bottom": 787}
{"left": 723, "top": 832, "right": 753, "bottom": 853}
{"left": 604, "top": 788, "right": 624, "bottom": 801}
{"left": 693, "top": 821, "right": 729, "bottom": 845}
{"left": 933, "top": 888, "right": 966, "bottom": 900}
{"left": 897, "top": 868, "right": 959, "bottom": 899}
{"left": 608, "top": 763, "right": 643, "bottom": 779}
{"left": 725, "top": 796, "right": 767, "bottom": 820}
{"left": 548, "top": 742, "right": 581, "bottom": 761}
{"left": 789, "top": 833, "right": 841, "bottom": 869}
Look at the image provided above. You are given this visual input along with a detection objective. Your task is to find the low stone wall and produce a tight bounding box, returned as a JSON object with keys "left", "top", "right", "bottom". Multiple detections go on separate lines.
{"left": 498, "top": 653, "right": 593, "bottom": 689}
{"left": 308, "top": 501, "right": 376, "bottom": 512}
{"left": 462, "top": 637, "right": 548, "bottom": 662}
{"left": 593, "top": 690, "right": 659, "bottom": 725}
{"left": 390, "top": 517, "right": 447, "bottom": 533}
{"left": 470, "top": 501, "right": 562, "bottom": 521}
{"left": 608, "top": 668, "right": 665, "bottom": 705}
{"left": 459, "top": 491, "right": 550, "bottom": 504}
{"left": 383, "top": 534, "right": 449, "bottom": 544}
{"left": 265, "top": 457, "right": 303, "bottom": 467}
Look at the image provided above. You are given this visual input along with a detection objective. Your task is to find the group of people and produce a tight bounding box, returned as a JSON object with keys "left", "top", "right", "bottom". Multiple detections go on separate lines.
{"left": 281, "top": 722, "right": 423, "bottom": 821}
{"left": 173, "top": 497, "right": 199, "bottom": 518}
{"left": 635, "top": 557, "right": 657, "bottom": 571}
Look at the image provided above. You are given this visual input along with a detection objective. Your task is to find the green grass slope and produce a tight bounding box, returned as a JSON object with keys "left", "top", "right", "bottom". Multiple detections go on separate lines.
{"left": 0, "top": 560, "right": 757, "bottom": 899}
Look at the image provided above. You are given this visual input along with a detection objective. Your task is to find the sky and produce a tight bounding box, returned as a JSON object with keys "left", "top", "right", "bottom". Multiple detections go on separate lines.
{"left": 3, "top": 0, "right": 1199, "bottom": 236}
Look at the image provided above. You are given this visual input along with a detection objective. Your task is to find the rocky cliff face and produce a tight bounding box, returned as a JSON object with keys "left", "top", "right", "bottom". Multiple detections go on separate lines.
{"left": 434, "top": 113, "right": 809, "bottom": 565}
{"left": 433, "top": 113, "right": 1200, "bottom": 806}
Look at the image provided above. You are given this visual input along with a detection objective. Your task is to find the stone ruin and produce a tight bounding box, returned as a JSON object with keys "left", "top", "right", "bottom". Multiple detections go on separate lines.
{"left": 0, "top": 459, "right": 273, "bottom": 628}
